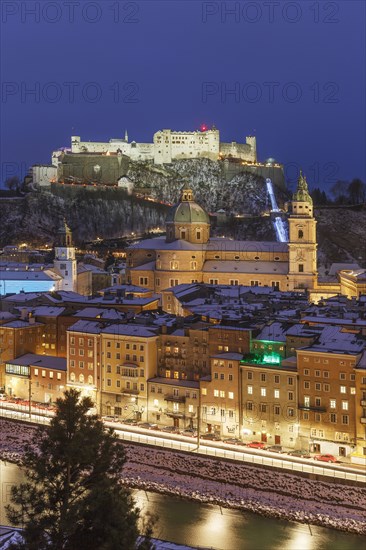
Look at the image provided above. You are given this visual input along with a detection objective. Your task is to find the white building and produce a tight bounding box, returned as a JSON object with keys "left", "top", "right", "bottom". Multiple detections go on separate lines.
{"left": 53, "top": 221, "right": 77, "bottom": 292}
{"left": 32, "top": 164, "right": 58, "bottom": 187}
{"left": 56, "top": 126, "right": 256, "bottom": 166}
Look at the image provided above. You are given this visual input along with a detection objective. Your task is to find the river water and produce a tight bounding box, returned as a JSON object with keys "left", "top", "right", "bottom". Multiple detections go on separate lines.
{"left": 0, "top": 461, "right": 362, "bottom": 550}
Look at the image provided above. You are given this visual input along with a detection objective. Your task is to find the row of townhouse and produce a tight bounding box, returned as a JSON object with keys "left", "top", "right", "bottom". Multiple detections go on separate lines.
{"left": 2, "top": 314, "right": 365, "bottom": 462}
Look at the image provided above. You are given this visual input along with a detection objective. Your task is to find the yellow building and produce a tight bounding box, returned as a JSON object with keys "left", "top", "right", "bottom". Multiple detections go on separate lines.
{"left": 100, "top": 324, "right": 158, "bottom": 419}
{"left": 296, "top": 327, "right": 365, "bottom": 458}
{"left": 240, "top": 355, "right": 298, "bottom": 447}
{"left": 5, "top": 353, "right": 67, "bottom": 404}
{"left": 200, "top": 353, "right": 242, "bottom": 438}
{"left": 127, "top": 174, "right": 318, "bottom": 294}
{"left": 147, "top": 377, "right": 199, "bottom": 430}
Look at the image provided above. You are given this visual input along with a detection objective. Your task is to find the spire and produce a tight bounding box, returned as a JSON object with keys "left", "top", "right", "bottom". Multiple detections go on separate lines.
{"left": 293, "top": 171, "right": 312, "bottom": 204}
{"left": 124, "top": 129, "right": 128, "bottom": 142}
{"left": 56, "top": 218, "right": 73, "bottom": 247}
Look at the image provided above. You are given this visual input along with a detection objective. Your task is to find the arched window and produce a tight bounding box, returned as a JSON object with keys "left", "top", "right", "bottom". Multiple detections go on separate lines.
{"left": 88, "top": 375, "right": 93, "bottom": 385}
{"left": 298, "top": 229, "right": 304, "bottom": 239}
{"left": 79, "top": 374, "right": 84, "bottom": 384}
{"left": 196, "top": 230, "right": 201, "bottom": 240}
{"left": 70, "top": 372, "right": 75, "bottom": 382}
{"left": 181, "top": 230, "right": 186, "bottom": 240}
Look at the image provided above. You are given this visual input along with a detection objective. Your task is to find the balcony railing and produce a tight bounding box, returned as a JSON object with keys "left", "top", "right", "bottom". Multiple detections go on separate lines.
{"left": 164, "top": 394, "right": 186, "bottom": 403}
{"left": 298, "top": 404, "right": 327, "bottom": 413}
{"left": 121, "top": 389, "right": 139, "bottom": 396}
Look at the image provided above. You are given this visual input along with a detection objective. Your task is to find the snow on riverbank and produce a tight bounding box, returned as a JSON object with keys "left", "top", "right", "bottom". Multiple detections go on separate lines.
{"left": 1, "top": 419, "right": 365, "bottom": 536}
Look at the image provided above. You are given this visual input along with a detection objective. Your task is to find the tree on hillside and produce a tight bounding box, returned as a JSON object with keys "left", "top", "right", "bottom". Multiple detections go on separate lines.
{"left": 330, "top": 180, "right": 349, "bottom": 204}
{"left": 6, "top": 389, "right": 156, "bottom": 550}
{"left": 348, "top": 178, "right": 366, "bottom": 204}
{"left": 310, "top": 187, "right": 328, "bottom": 205}
{"left": 5, "top": 176, "right": 21, "bottom": 191}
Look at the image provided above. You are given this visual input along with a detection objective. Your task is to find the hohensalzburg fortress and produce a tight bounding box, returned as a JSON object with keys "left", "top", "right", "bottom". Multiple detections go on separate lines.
{"left": 56, "top": 127, "right": 257, "bottom": 165}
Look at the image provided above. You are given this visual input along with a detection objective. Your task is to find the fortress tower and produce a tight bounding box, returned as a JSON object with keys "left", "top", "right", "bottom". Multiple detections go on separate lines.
{"left": 287, "top": 172, "right": 317, "bottom": 290}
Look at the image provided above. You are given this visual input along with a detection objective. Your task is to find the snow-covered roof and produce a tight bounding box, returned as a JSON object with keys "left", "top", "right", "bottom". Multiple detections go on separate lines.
{"left": 254, "top": 322, "right": 287, "bottom": 342}
{"left": 148, "top": 377, "right": 199, "bottom": 388}
{"left": 328, "top": 263, "right": 361, "bottom": 275}
{"left": 22, "top": 306, "right": 66, "bottom": 317}
{"left": 6, "top": 353, "right": 66, "bottom": 371}
{"left": 101, "top": 324, "right": 158, "bottom": 338}
{"left": 67, "top": 320, "right": 102, "bottom": 334}
{"left": 130, "top": 261, "right": 156, "bottom": 271}
{"left": 203, "top": 260, "right": 288, "bottom": 274}
{"left": 129, "top": 236, "right": 288, "bottom": 253}
{"left": 211, "top": 352, "right": 243, "bottom": 360}
{"left": 299, "top": 326, "right": 365, "bottom": 354}
{"left": 0, "top": 269, "right": 61, "bottom": 281}
{"left": 1, "top": 320, "right": 43, "bottom": 329}
{"left": 74, "top": 308, "right": 125, "bottom": 320}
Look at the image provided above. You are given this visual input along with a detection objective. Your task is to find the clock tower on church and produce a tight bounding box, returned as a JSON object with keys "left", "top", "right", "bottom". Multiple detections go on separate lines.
{"left": 288, "top": 172, "right": 317, "bottom": 291}
{"left": 53, "top": 220, "right": 77, "bottom": 291}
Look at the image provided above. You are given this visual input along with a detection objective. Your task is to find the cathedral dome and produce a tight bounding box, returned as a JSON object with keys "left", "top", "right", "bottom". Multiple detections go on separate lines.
{"left": 165, "top": 188, "right": 210, "bottom": 244}
{"left": 166, "top": 188, "right": 210, "bottom": 224}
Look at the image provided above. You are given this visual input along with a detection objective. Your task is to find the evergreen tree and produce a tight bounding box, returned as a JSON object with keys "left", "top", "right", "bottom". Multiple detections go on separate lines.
{"left": 6, "top": 389, "right": 155, "bottom": 550}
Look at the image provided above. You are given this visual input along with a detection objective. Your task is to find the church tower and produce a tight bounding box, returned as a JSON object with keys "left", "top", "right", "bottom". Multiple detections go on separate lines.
{"left": 53, "top": 220, "right": 77, "bottom": 291}
{"left": 287, "top": 172, "right": 317, "bottom": 291}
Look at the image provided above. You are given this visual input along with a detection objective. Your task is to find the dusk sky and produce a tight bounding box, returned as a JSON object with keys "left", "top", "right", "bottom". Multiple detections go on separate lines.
{"left": 1, "top": 0, "right": 365, "bottom": 189}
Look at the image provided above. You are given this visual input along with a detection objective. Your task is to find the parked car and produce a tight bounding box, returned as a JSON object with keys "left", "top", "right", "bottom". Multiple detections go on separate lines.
{"left": 161, "top": 426, "right": 180, "bottom": 434}
{"left": 201, "top": 432, "right": 221, "bottom": 441}
{"left": 102, "top": 415, "right": 119, "bottom": 423}
{"left": 287, "top": 449, "right": 311, "bottom": 459}
{"left": 181, "top": 428, "right": 198, "bottom": 437}
{"left": 246, "top": 441, "right": 267, "bottom": 449}
{"left": 314, "top": 454, "right": 337, "bottom": 463}
{"left": 266, "top": 445, "right": 286, "bottom": 454}
{"left": 122, "top": 418, "right": 138, "bottom": 426}
{"left": 223, "top": 438, "right": 244, "bottom": 446}
{"left": 137, "top": 422, "right": 159, "bottom": 431}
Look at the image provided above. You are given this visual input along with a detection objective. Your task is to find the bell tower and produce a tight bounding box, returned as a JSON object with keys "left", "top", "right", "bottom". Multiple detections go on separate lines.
{"left": 288, "top": 172, "right": 317, "bottom": 291}
{"left": 53, "top": 220, "right": 77, "bottom": 291}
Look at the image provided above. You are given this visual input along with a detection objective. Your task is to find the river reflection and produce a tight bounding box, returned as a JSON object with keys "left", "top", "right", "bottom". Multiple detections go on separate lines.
{"left": 1, "top": 462, "right": 362, "bottom": 550}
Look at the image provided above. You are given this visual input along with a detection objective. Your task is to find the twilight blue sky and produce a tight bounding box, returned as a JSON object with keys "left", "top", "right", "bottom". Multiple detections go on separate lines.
{"left": 1, "top": 0, "right": 365, "bottom": 189}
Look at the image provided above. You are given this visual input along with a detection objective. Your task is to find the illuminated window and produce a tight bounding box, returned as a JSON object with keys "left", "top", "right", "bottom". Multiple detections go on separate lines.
{"left": 220, "top": 390, "right": 225, "bottom": 398}
{"left": 342, "top": 401, "right": 348, "bottom": 411}
{"left": 247, "top": 386, "right": 253, "bottom": 395}
{"left": 340, "top": 386, "right": 346, "bottom": 394}
{"left": 260, "top": 388, "right": 266, "bottom": 397}
{"left": 202, "top": 388, "right": 207, "bottom": 396}
{"left": 228, "top": 392, "right": 234, "bottom": 399}
{"left": 214, "top": 389, "right": 219, "bottom": 397}
{"left": 274, "top": 389, "right": 280, "bottom": 399}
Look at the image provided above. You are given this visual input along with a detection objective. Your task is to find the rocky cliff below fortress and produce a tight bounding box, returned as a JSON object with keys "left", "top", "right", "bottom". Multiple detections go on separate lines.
{"left": 0, "top": 158, "right": 365, "bottom": 269}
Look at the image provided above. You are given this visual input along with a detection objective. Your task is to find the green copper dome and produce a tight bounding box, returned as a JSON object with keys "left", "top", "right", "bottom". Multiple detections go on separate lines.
{"left": 293, "top": 171, "right": 313, "bottom": 204}
{"left": 166, "top": 188, "right": 210, "bottom": 224}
